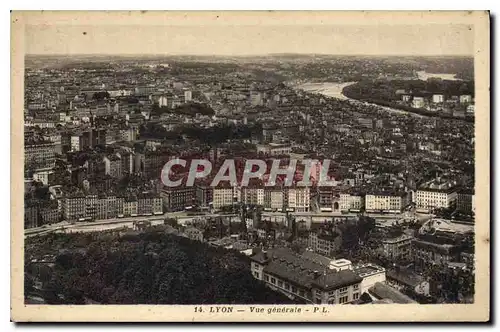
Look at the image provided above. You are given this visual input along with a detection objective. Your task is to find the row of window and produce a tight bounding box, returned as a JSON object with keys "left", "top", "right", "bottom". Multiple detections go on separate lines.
{"left": 264, "top": 274, "right": 304, "bottom": 297}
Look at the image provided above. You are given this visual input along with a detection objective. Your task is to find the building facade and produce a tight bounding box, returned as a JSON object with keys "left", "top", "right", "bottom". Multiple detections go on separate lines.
{"left": 365, "top": 192, "right": 409, "bottom": 213}
{"left": 381, "top": 235, "right": 413, "bottom": 261}
{"left": 250, "top": 249, "right": 362, "bottom": 304}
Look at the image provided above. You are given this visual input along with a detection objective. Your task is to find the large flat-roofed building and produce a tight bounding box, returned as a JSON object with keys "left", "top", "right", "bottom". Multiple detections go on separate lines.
{"left": 250, "top": 249, "right": 362, "bottom": 304}
{"left": 416, "top": 180, "right": 457, "bottom": 212}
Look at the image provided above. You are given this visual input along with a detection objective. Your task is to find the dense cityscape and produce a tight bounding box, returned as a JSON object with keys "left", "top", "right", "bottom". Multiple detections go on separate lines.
{"left": 24, "top": 54, "right": 475, "bottom": 305}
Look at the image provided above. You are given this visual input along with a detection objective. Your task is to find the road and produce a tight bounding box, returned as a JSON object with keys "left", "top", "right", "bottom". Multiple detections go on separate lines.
{"left": 25, "top": 212, "right": 238, "bottom": 237}
{"left": 25, "top": 209, "right": 431, "bottom": 238}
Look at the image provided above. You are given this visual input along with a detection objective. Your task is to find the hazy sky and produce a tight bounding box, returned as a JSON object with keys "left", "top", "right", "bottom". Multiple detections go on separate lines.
{"left": 25, "top": 24, "right": 474, "bottom": 56}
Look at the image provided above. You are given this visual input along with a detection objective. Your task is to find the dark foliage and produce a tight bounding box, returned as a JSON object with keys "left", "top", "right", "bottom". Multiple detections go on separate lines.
{"left": 342, "top": 80, "right": 474, "bottom": 123}
{"left": 92, "top": 91, "right": 110, "bottom": 100}
{"left": 25, "top": 232, "right": 296, "bottom": 305}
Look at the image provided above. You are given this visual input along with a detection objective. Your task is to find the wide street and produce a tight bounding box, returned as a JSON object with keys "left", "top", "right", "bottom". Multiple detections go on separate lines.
{"left": 24, "top": 208, "right": 432, "bottom": 238}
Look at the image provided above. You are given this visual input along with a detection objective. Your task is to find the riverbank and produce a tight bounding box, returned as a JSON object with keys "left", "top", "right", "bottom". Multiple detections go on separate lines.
{"left": 294, "top": 81, "right": 356, "bottom": 100}
{"left": 342, "top": 82, "right": 474, "bottom": 123}
{"left": 295, "top": 81, "right": 427, "bottom": 118}
{"left": 294, "top": 81, "right": 473, "bottom": 123}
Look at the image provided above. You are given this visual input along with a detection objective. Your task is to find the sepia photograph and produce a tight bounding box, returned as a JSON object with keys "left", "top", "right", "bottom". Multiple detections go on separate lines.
{"left": 10, "top": 10, "right": 490, "bottom": 322}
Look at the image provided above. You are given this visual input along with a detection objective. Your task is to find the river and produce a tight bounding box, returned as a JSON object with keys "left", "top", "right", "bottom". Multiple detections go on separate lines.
{"left": 295, "top": 81, "right": 426, "bottom": 118}
{"left": 416, "top": 71, "right": 462, "bottom": 81}
{"left": 295, "top": 82, "right": 355, "bottom": 100}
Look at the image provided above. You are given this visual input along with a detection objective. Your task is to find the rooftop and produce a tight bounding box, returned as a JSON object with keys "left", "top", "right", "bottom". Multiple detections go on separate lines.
{"left": 251, "top": 248, "right": 362, "bottom": 291}
{"left": 386, "top": 269, "right": 425, "bottom": 288}
{"left": 368, "top": 282, "right": 417, "bottom": 304}
{"left": 353, "top": 263, "right": 386, "bottom": 278}
{"left": 382, "top": 234, "right": 413, "bottom": 244}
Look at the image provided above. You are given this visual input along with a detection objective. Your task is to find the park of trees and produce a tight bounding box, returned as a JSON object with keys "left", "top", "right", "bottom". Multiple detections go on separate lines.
{"left": 25, "top": 231, "right": 297, "bottom": 305}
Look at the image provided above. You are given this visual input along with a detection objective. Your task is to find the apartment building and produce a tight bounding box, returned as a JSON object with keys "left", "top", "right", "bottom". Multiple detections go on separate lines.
{"left": 365, "top": 191, "right": 409, "bottom": 213}
{"left": 339, "top": 193, "right": 365, "bottom": 212}
{"left": 263, "top": 187, "right": 285, "bottom": 211}
{"left": 457, "top": 189, "right": 475, "bottom": 214}
{"left": 416, "top": 180, "right": 457, "bottom": 212}
{"left": 212, "top": 186, "right": 236, "bottom": 209}
{"left": 256, "top": 143, "right": 292, "bottom": 156}
{"left": 161, "top": 186, "right": 195, "bottom": 212}
{"left": 309, "top": 231, "right": 341, "bottom": 258}
{"left": 25, "top": 141, "right": 56, "bottom": 169}
{"left": 412, "top": 236, "right": 460, "bottom": 265}
{"left": 381, "top": 235, "right": 413, "bottom": 261}
{"left": 287, "top": 186, "right": 310, "bottom": 212}
{"left": 103, "top": 154, "right": 123, "bottom": 178}
{"left": 241, "top": 186, "right": 264, "bottom": 206}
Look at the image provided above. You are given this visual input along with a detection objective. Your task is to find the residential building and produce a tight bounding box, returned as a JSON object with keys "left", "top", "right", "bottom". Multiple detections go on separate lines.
{"left": 137, "top": 194, "right": 163, "bottom": 215}
{"left": 184, "top": 227, "right": 204, "bottom": 242}
{"left": 249, "top": 91, "right": 263, "bottom": 106}
{"left": 365, "top": 191, "right": 409, "bottom": 213}
{"left": 123, "top": 198, "right": 138, "bottom": 216}
{"left": 412, "top": 236, "right": 460, "bottom": 265}
{"left": 309, "top": 231, "right": 341, "bottom": 257}
{"left": 161, "top": 186, "right": 195, "bottom": 211}
{"left": 318, "top": 187, "right": 335, "bottom": 212}
{"left": 184, "top": 90, "right": 193, "bottom": 102}
{"left": 416, "top": 180, "right": 457, "bottom": 212}
{"left": 25, "top": 141, "right": 56, "bottom": 169}
{"left": 381, "top": 235, "right": 413, "bottom": 261}
{"left": 339, "top": 193, "right": 365, "bottom": 212}
{"left": 32, "top": 168, "right": 55, "bottom": 185}
{"left": 241, "top": 186, "right": 264, "bottom": 206}
{"left": 457, "top": 190, "right": 475, "bottom": 214}
{"left": 103, "top": 155, "right": 123, "bottom": 178}
{"left": 386, "top": 269, "right": 430, "bottom": 296}
{"left": 412, "top": 96, "right": 425, "bottom": 108}
{"left": 264, "top": 187, "right": 285, "bottom": 211}
{"left": 256, "top": 143, "right": 292, "bottom": 156}
{"left": 195, "top": 184, "right": 213, "bottom": 209}
{"left": 287, "top": 186, "right": 310, "bottom": 212}
{"left": 460, "top": 95, "right": 472, "bottom": 104}
{"left": 432, "top": 94, "right": 445, "bottom": 103}
{"left": 62, "top": 194, "right": 86, "bottom": 221}
{"left": 213, "top": 186, "right": 237, "bottom": 209}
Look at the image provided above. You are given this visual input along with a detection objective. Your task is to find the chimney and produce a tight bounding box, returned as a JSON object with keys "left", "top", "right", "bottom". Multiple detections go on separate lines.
{"left": 262, "top": 250, "right": 268, "bottom": 260}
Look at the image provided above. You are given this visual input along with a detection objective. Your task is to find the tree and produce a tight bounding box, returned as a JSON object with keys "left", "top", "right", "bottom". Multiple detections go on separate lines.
{"left": 92, "top": 91, "right": 110, "bottom": 100}
{"left": 164, "top": 218, "right": 178, "bottom": 228}
{"left": 26, "top": 232, "right": 299, "bottom": 305}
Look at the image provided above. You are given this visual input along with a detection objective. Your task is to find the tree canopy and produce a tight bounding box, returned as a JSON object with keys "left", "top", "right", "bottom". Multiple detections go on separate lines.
{"left": 25, "top": 231, "right": 297, "bottom": 304}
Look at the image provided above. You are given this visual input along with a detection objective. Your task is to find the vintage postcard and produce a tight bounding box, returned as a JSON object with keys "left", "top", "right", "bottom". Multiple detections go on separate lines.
{"left": 11, "top": 11, "right": 490, "bottom": 322}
